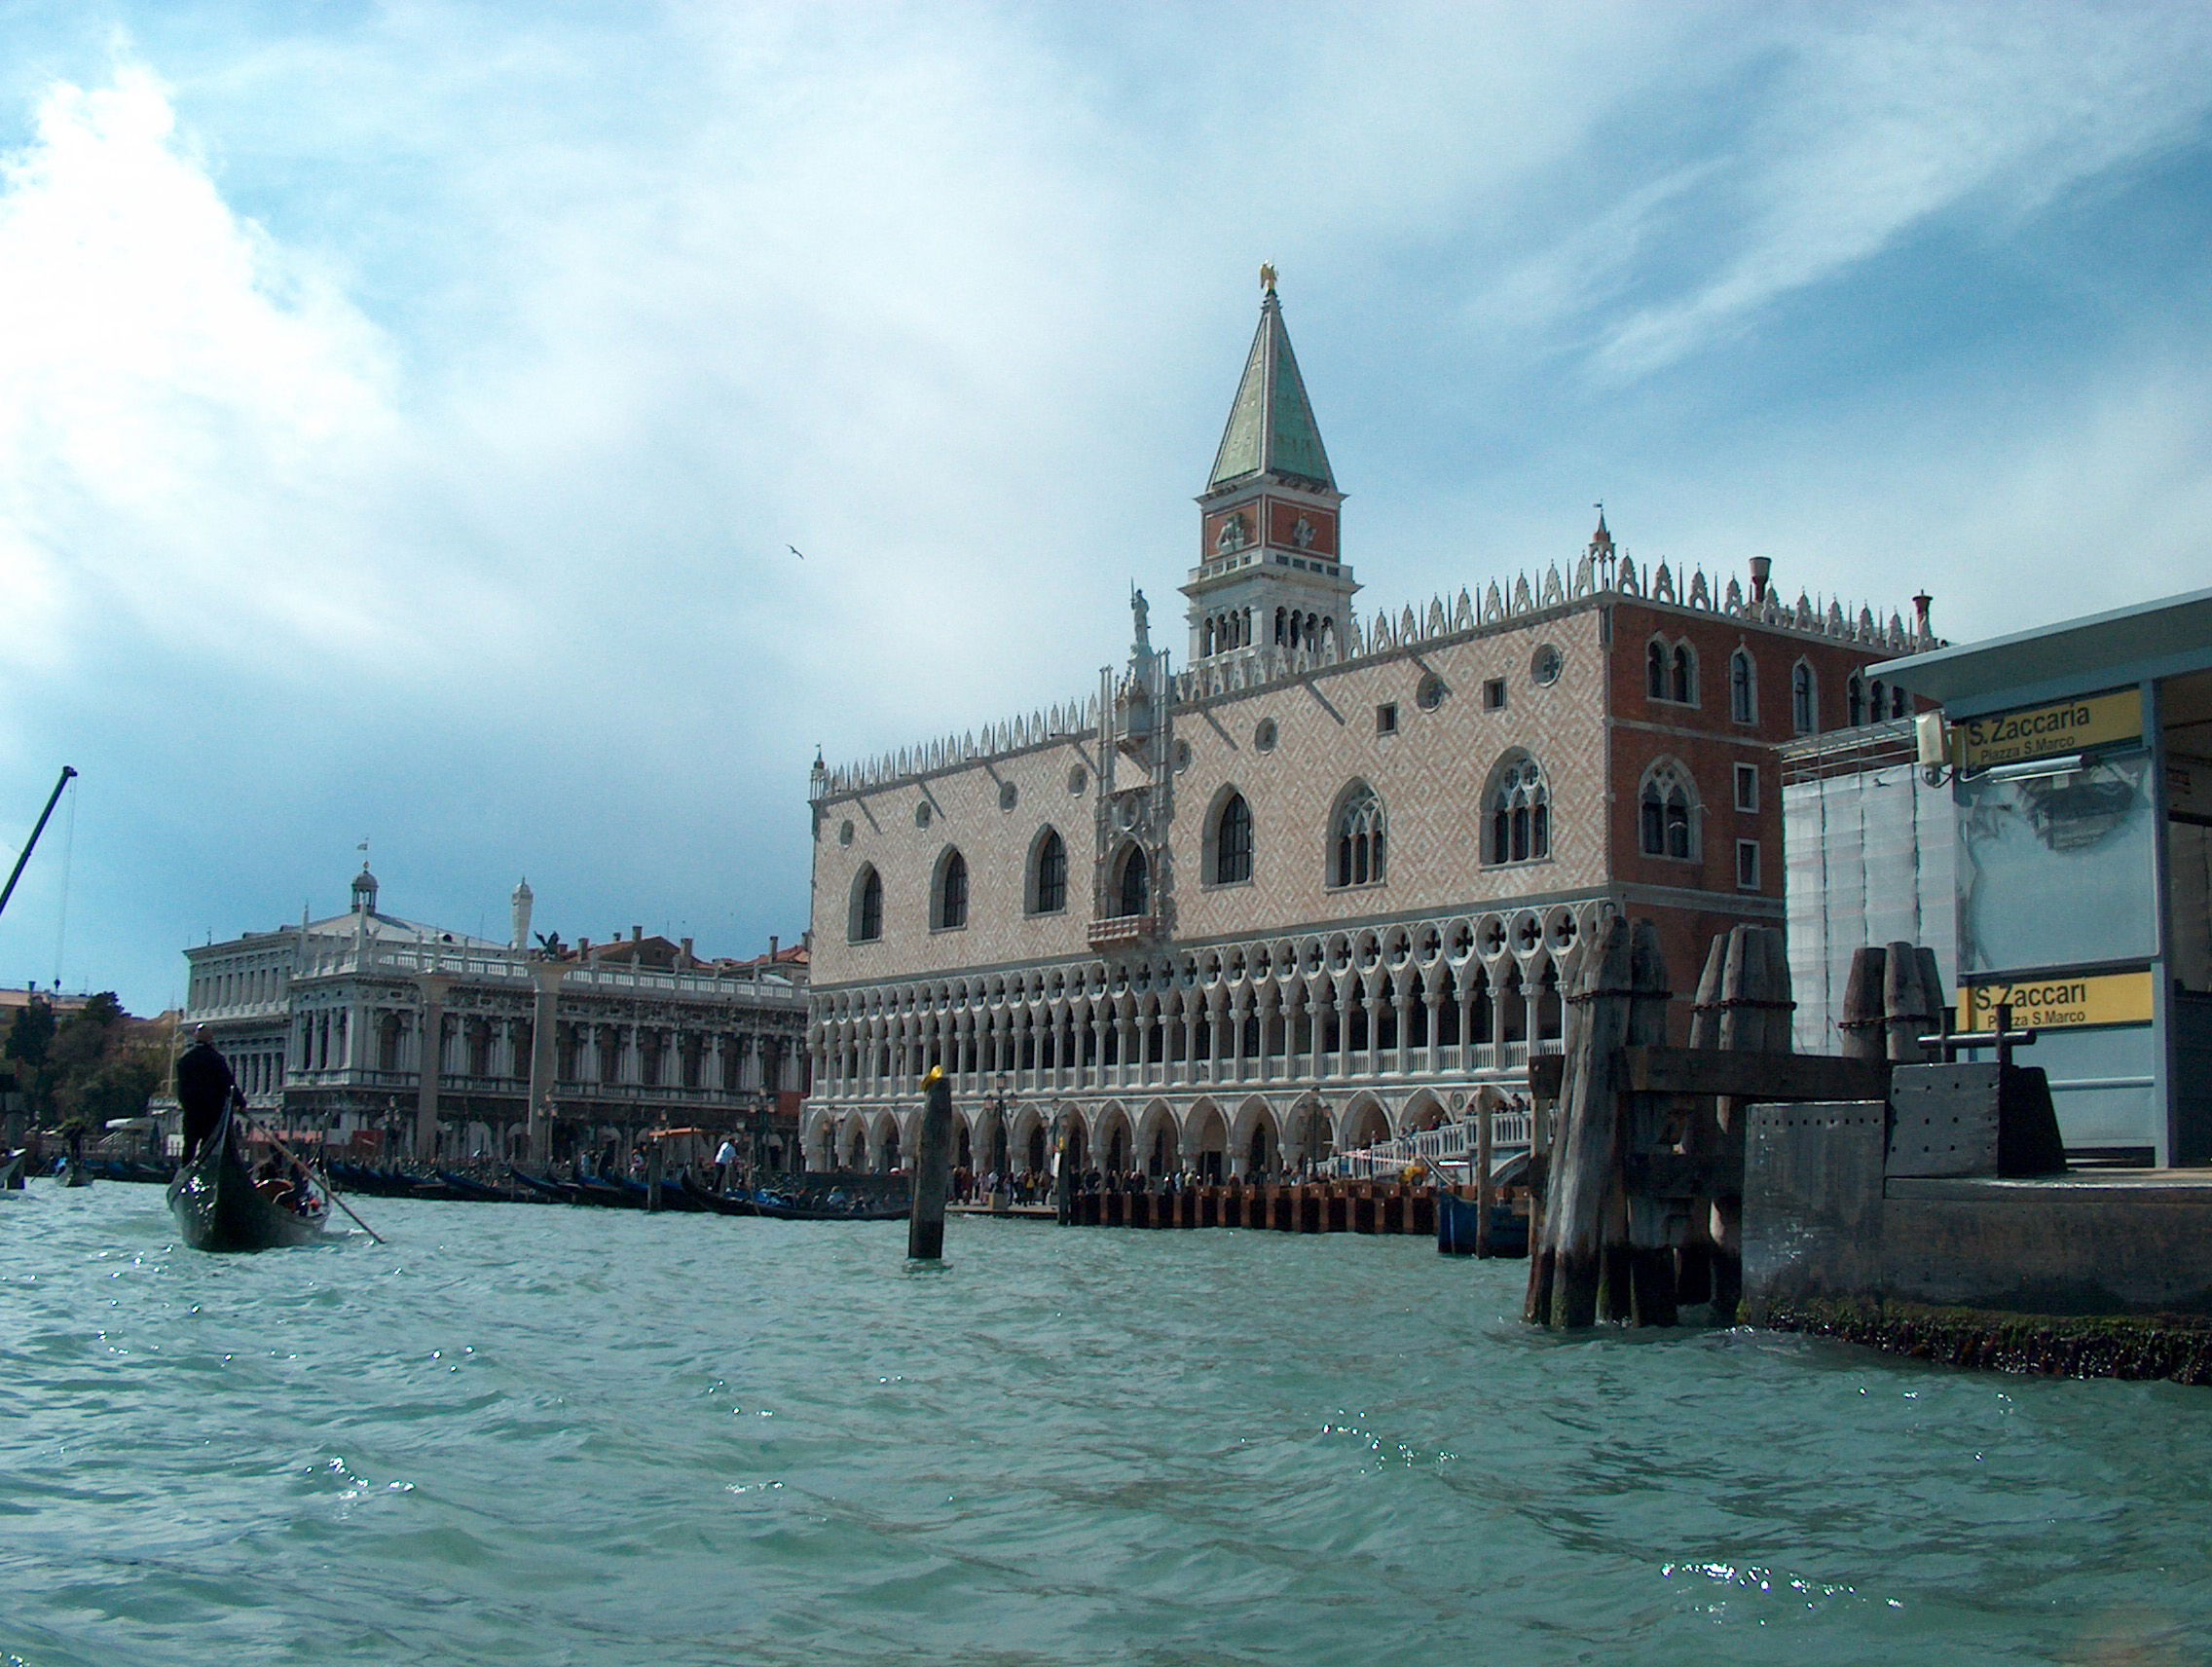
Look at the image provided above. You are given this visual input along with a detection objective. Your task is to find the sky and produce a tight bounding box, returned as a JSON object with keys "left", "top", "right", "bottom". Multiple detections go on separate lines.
{"left": 0, "top": 1, "right": 2209, "bottom": 1016}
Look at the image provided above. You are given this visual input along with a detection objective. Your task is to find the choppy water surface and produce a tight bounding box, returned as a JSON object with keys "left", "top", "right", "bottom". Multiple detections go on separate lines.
{"left": 4, "top": 1187, "right": 2210, "bottom": 1665}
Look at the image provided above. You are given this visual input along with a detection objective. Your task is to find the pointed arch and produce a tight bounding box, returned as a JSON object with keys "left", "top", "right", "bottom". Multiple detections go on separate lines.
{"left": 932, "top": 846, "right": 969, "bottom": 931}
{"left": 848, "top": 865, "right": 882, "bottom": 943}
{"left": 1728, "top": 646, "right": 1757, "bottom": 724}
{"left": 1638, "top": 758, "right": 1700, "bottom": 860}
{"left": 1187, "top": 1099, "right": 1230, "bottom": 1183}
{"left": 1209, "top": 785, "right": 1254, "bottom": 885}
{"left": 1338, "top": 1095, "right": 1393, "bottom": 1151}
{"left": 1135, "top": 1098, "right": 1177, "bottom": 1177}
{"left": 1791, "top": 660, "right": 1819, "bottom": 735}
{"left": 1094, "top": 1101, "right": 1135, "bottom": 1175}
{"left": 1231, "top": 1095, "right": 1282, "bottom": 1178}
{"left": 1113, "top": 840, "right": 1150, "bottom": 917}
{"left": 1027, "top": 826, "right": 1068, "bottom": 915}
{"left": 1483, "top": 751, "right": 1551, "bottom": 866}
{"left": 1330, "top": 781, "right": 1386, "bottom": 888}
{"left": 1671, "top": 641, "right": 1697, "bottom": 705}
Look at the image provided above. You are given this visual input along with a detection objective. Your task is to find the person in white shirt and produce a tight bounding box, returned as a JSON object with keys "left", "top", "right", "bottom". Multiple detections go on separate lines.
{"left": 713, "top": 1137, "right": 740, "bottom": 1193}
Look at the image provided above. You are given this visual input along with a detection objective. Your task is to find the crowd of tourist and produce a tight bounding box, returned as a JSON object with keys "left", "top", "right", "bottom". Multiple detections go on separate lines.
{"left": 946, "top": 1163, "right": 1327, "bottom": 1204}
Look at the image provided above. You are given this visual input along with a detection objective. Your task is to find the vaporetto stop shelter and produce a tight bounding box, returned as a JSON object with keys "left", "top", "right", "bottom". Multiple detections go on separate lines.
{"left": 1877, "top": 585, "right": 2212, "bottom": 1166}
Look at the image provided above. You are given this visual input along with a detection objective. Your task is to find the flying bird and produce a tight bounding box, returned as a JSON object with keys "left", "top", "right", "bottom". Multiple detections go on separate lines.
{"left": 787, "top": 543, "right": 806, "bottom": 560}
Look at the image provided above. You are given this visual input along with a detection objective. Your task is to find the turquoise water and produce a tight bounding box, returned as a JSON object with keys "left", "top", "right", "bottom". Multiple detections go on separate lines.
{"left": 4, "top": 1186, "right": 2210, "bottom": 1666}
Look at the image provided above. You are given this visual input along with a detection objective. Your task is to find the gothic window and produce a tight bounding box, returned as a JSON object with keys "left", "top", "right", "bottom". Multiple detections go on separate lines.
{"left": 850, "top": 866, "right": 882, "bottom": 943}
{"left": 1484, "top": 753, "right": 1551, "bottom": 865}
{"left": 1847, "top": 673, "right": 1865, "bottom": 726}
{"left": 1213, "top": 790, "right": 1253, "bottom": 884}
{"left": 1892, "top": 685, "right": 1909, "bottom": 720}
{"left": 1648, "top": 638, "right": 1696, "bottom": 704}
{"left": 934, "top": 850, "right": 968, "bottom": 931}
{"left": 1791, "top": 662, "right": 1819, "bottom": 734}
{"left": 1115, "top": 843, "right": 1150, "bottom": 917}
{"left": 1332, "top": 783, "right": 1386, "bottom": 888}
{"left": 1729, "top": 648, "right": 1756, "bottom": 723}
{"left": 1639, "top": 760, "right": 1699, "bottom": 860}
{"left": 1029, "top": 828, "right": 1067, "bottom": 915}
{"left": 1868, "top": 679, "right": 1885, "bottom": 722}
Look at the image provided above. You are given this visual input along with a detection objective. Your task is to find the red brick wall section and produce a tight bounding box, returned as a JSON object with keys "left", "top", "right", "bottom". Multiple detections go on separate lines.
{"left": 1605, "top": 602, "right": 1912, "bottom": 899}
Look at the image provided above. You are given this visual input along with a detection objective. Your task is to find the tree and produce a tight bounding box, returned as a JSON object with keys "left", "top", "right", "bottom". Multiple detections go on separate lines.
{"left": 62, "top": 1048, "right": 165, "bottom": 1130}
{"left": 6, "top": 998, "right": 55, "bottom": 1070}
{"left": 6, "top": 999, "right": 57, "bottom": 1121}
{"left": 15, "top": 994, "right": 153, "bottom": 1134}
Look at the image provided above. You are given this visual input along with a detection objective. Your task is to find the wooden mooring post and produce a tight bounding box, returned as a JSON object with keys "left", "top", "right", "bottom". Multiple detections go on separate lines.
{"left": 908, "top": 1067, "right": 954, "bottom": 1260}
{"left": 1525, "top": 915, "right": 1883, "bottom": 1330}
{"left": 1526, "top": 912, "right": 1643, "bottom": 1328}
{"left": 1474, "top": 1090, "right": 1496, "bottom": 1258}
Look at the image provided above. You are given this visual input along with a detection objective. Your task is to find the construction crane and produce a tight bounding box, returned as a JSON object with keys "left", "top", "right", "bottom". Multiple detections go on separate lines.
{"left": 0, "top": 766, "right": 78, "bottom": 924}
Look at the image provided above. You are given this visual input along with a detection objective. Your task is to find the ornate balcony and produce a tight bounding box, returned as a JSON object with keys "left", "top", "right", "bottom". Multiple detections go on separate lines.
{"left": 1087, "top": 913, "right": 1157, "bottom": 952}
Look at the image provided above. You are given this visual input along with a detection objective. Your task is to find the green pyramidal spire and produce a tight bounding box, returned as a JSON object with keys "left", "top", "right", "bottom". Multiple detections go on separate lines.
{"left": 1207, "top": 275, "right": 1335, "bottom": 493}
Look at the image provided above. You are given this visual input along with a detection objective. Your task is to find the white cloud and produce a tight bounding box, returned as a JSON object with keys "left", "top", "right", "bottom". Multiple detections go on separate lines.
{"left": 0, "top": 63, "right": 403, "bottom": 671}
{"left": 1462, "top": 6, "right": 2212, "bottom": 381}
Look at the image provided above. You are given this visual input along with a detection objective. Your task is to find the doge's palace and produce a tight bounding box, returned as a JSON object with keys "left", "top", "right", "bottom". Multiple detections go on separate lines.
{"left": 802, "top": 273, "right": 1936, "bottom": 1181}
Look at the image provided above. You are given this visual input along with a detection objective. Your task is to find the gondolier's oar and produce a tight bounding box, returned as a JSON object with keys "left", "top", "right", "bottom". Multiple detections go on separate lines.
{"left": 245, "top": 1116, "right": 386, "bottom": 1244}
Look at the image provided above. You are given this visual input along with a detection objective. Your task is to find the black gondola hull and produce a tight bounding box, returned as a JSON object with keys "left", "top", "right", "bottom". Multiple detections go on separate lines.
{"left": 166, "top": 1127, "right": 326, "bottom": 1252}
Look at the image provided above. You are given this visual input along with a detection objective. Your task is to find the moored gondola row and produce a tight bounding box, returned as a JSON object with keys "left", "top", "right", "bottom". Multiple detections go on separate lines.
{"left": 323, "top": 1161, "right": 910, "bottom": 1220}
{"left": 42, "top": 1150, "right": 907, "bottom": 1222}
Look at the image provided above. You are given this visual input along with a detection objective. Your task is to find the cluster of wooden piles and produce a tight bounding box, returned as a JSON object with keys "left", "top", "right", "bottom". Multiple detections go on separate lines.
{"left": 1525, "top": 915, "right": 1900, "bottom": 1328}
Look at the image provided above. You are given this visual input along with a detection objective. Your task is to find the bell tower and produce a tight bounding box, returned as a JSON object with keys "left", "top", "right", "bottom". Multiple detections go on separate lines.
{"left": 1183, "top": 267, "right": 1358, "bottom": 662}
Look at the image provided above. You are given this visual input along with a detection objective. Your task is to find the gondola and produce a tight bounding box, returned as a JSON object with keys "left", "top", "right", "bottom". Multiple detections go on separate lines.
{"left": 436, "top": 1169, "right": 531, "bottom": 1204}
{"left": 1434, "top": 1191, "right": 1530, "bottom": 1257}
{"left": 166, "top": 1111, "right": 329, "bottom": 1252}
{"left": 92, "top": 1158, "right": 172, "bottom": 1184}
{"left": 680, "top": 1173, "right": 759, "bottom": 1216}
{"left": 0, "top": 1149, "right": 24, "bottom": 1192}
{"left": 571, "top": 1171, "right": 645, "bottom": 1209}
{"left": 618, "top": 1176, "right": 706, "bottom": 1212}
{"left": 749, "top": 1191, "right": 910, "bottom": 1222}
{"left": 509, "top": 1167, "right": 584, "bottom": 1204}
{"left": 327, "top": 1161, "right": 423, "bottom": 1199}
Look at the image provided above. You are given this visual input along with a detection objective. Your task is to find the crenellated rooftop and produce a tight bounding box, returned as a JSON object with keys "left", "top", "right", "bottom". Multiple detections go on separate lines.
{"left": 811, "top": 547, "right": 1939, "bottom": 801}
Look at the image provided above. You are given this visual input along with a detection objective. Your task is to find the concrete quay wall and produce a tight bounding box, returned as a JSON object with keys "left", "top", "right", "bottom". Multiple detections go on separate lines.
{"left": 1742, "top": 1099, "right": 2212, "bottom": 1380}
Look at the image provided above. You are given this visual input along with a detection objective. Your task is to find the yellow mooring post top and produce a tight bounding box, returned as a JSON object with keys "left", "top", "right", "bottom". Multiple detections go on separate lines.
{"left": 922, "top": 1065, "right": 945, "bottom": 1088}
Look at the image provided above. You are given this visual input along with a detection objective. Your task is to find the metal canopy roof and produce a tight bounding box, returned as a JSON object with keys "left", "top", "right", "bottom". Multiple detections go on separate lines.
{"left": 1873, "top": 584, "right": 2212, "bottom": 708}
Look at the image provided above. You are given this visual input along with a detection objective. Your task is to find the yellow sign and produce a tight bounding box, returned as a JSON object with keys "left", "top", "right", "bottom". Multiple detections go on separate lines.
{"left": 1955, "top": 686, "right": 2141, "bottom": 771}
{"left": 1957, "top": 970, "right": 2154, "bottom": 1033}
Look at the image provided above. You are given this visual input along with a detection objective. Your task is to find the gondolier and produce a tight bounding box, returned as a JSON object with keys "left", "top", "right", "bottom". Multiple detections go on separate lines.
{"left": 175, "top": 1027, "right": 241, "bottom": 1164}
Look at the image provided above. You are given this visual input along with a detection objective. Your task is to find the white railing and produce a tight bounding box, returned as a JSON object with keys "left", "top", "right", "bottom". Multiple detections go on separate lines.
{"left": 1323, "top": 1112, "right": 1532, "bottom": 1180}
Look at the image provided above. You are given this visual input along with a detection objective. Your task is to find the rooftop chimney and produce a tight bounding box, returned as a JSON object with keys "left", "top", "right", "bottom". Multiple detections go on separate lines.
{"left": 1749, "top": 556, "right": 1772, "bottom": 604}
{"left": 680, "top": 937, "right": 694, "bottom": 965}
{"left": 632, "top": 925, "right": 643, "bottom": 943}
{"left": 1912, "top": 592, "right": 1934, "bottom": 640}
{"left": 769, "top": 935, "right": 780, "bottom": 958}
